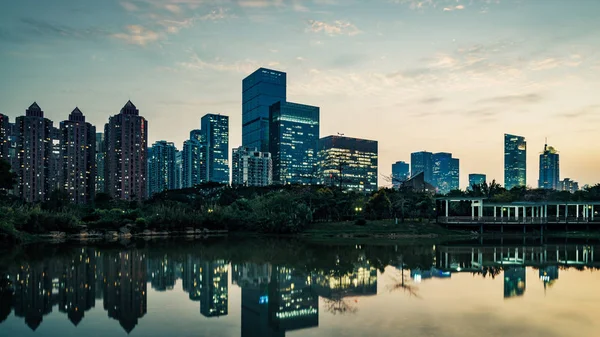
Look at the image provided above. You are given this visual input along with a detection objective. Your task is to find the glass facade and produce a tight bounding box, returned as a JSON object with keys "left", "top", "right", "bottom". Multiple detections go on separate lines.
{"left": 391, "top": 161, "right": 410, "bottom": 187}
{"left": 147, "top": 140, "right": 178, "bottom": 197}
{"left": 269, "top": 101, "right": 319, "bottom": 185}
{"left": 318, "top": 136, "right": 378, "bottom": 193}
{"left": 242, "top": 68, "right": 287, "bottom": 153}
{"left": 504, "top": 134, "right": 527, "bottom": 190}
{"left": 539, "top": 144, "right": 559, "bottom": 189}
{"left": 468, "top": 173, "right": 487, "bottom": 190}
{"left": 182, "top": 129, "right": 207, "bottom": 188}
{"left": 432, "top": 152, "right": 459, "bottom": 195}
{"left": 201, "top": 114, "right": 229, "bottom": 184}
{"left": 410, "top": 151, "right": 433, "bottom": 183}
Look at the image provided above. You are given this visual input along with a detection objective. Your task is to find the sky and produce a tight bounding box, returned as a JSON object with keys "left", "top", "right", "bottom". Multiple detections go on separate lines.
{"left": 1, "top": 0, "right": 599, "bottom": 189}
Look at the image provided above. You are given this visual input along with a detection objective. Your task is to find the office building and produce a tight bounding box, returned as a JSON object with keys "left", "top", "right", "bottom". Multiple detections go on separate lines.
{"left": 201, "top": 114, "right": 229, "bottom": 184}
{"left": 14, "top": 102, "right": 54, "bottom": 202}
{"left": 96, "top": 133, "right": 105, "bottom": 194}
{"left": 411, "top": 151, "right": 433, "bottom": 183}
{"left": 391, "top": 161, "right": 410, "bottom": 187}
{"left": 318, "top": 135, "right": 378, "bottom": 193}
{"left": 558, "top": 178, "right": 579, "bottom": 193}
{"left": 49, "top": 126, "right": 62, "bottom": 193}
{"left": 468, "top": 174, "right": 486, "bottom": 190}
{"left": 432, "top": 152, "right": 459, "bottom": 195}
{"left": 59, "top": 108, "right": 96, "bottom": 204}
{"left": 147, "top": 140, "right": 177, "bottom": 197}
{"left": 182, "top": 129, "right": 207, "bottom": 188}
{"left": 104, "top": 100, "right": 148, "bottom": 200}
{"left": 0, "top": 113, "right": 10, "bottom": 161}
{"left": 504, "top": 134, "right": 526, "bottom": 190}
{"left": 242, "top": 68, "right": 287, "bottom": 153}
{"left": 269, "top": 101, "right": 319, "bottom": 185}
{"left": 232, "top": 146, "right": 272, "bottom": 187}
{"left": 175, "top": 150, "right": 182, "bottom": 190}
{"left": 539, "top": 143, "right": 559, "bottom": 190}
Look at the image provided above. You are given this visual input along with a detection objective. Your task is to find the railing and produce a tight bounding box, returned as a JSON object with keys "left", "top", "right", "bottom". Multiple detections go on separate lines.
{"left": 438, "top": 216, "right": 599, "bottom": 224}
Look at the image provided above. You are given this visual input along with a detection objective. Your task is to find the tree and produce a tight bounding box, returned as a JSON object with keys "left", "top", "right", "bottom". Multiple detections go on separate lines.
{"left": 0, "top": 159, "right": 16, "bottom": 192}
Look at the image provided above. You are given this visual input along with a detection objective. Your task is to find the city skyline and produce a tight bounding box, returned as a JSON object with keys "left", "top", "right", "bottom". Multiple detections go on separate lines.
{"left": 1, "top": 1, "right": 600, "bottom": 188}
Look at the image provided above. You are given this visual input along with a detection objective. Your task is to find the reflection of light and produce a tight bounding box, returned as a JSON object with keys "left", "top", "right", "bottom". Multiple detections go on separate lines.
{"left": 456, "top": 267, "right": 462, "bottom": 272}
{"left": 413, "top": 274, "right": 422, "bottom": 283}
{"left": 259, "top": 296, "right": 268, "bottom": 304}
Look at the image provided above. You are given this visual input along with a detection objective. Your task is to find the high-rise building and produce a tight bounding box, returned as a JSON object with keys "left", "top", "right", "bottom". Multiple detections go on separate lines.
{"left": 95, "top": 133, "right": 105, "bottom": 194}
{"left": 318, "top": 135, "right": 378, "bottom": 193}
{"left": 410, "top": 151, "right": 433, "bottom": 183}
{"left": 201, "top": 114, "right": 229, "bottom": 184}
{"left": 232, "top": 146, "right": 272, "bottom": 187}
{"left": 147, "top": 140, "right": 177, "bottom": 197}
{"left": 0, "top": 113, "right": 10, "bottom": 161}
{"left": 175, "top": 150, "right": 182, "bottom": 190}
{"left": 468, "top": 174, "right": 486, "bottom": 190}
{"left": 104, "top": 101, "right": 148, "bottom": 200}
{"left": 391, "top": 161, "right": 410, "bottom": 187}
{"left": 269, "top": 101, "right": 319, "bottom": 185}
{"left": 200, "top": 260, "right": 228, "bottom": 318}
{"left": 15, "top": 102, "right": 54, "bottom": 202}
{"left": 59, "top": 108, "right": 96, "bottom": 204}
{"left": 182, "top": 129, "right": 207, "bottom": 188}
{"left": 558, "top": 178, "right": 579, "bottom": 193}
{"left": 539, "top": 143, "right": 559, "bottom": 190}
{"left": 432, "top": 152, "right": 459, "bottom": 195}
{"left": 49, "top": 126, "right": 62, "bottom": 193}
{"left": 504, "top": 134, "right": 526, "bottom": 190}
{"left": 242, "top": 68, "right": 287, "bottom": 153}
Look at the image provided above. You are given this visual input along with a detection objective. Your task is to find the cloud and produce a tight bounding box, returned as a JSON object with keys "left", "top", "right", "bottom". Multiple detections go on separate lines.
{"left": 306, "top": 20, "right": 360, "bottom": 36}
{"left": 19, "top": 18, "right": 108, "bottom": 40}
{"left": 420, "top": 96, "right": 444, "bottom": 104}
{"left": 443, "top": 5, "right": 465, "bottom": 11}
{"left": 199, "top": 7, "right": 236, "bottom": 21}
{"left": 164, "top": 4, "right": 182, "bottom": 13}
{"left": 178, "top": 53, "right": 281, "bottom": 74}
{"left": 238, "top": 0, "right": 284, "bottom": 8}
{"left": 557, "top": 105, "right": 600, "bottom": 119}
{"left": 529, "top": 55, "right": 583, "bottom": 71}
{"left": 477, "top": 93, "right": 543, "bottom": 105}
{"left": 112, "top": 25, "right": 160, "bottom": 46}
{"left": 120, "top": 1, "right": 139, "bottom": 11}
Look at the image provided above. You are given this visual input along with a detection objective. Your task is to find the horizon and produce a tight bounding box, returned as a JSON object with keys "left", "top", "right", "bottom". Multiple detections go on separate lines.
{"left": 1, "top": 0, "right": 599, "bottom": 188}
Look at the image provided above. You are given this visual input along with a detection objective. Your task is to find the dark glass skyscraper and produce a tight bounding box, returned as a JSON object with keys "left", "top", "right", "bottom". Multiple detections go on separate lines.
{"left": 504, "top": 134, "right": 526, "bottom": 190}
{"left": 147, "top": 140, "right": 177, "bottom": 197}
{"left": 182, "top": 129, "right": 207, "bottom": 188}
{"left": 468, "top": 174, "right": 486, "bottom": 190}
{"left": 432, "top": 152, "right": 459, "bottom": 194}
{"left": 391, "top": 161, "right": 410, "bottom": 187}
{"left": 539, "top": 143, "right": 559, "bottom": 189}
{"left": 410, "top": 151, "right": 433, "bottom": 183}
{"left": 201, "top": 114, "right": 229, "bottom": 184}
{"left": 242, "top": 68, "right": 287, "bottom": 153}
{"left": 269, "top": 101, "right": 319, "bottom": 185}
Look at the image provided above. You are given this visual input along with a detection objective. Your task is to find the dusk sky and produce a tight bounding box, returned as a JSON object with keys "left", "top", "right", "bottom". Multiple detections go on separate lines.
{"left": 1, "top": 0, "right": 599, "bottom": 188}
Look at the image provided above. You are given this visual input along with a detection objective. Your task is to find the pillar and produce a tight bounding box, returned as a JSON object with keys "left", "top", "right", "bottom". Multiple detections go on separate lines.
{"left": 445, "top": 200, "right": 449, "bottom": 217}
{"left": 471, "top": 204, "right": 475, "bottom": 220}
{"left": 479, "top": 202, "right": 483, "bottom": 218}
{"left": 515, "top": 206, "right": 519, "bottom": 220}
{"left": 593, "top": 205, "right": 595, "bottom": 221}
{"left": 494, "top": 206, "right": 497, "bottom": 220}
{"left": 556, "top": 204, "right": 559, "bottom": 218}
{"left": 576, "top": 204, "right": 579, "bottom": 219}
{"left": 566, "top": 204, "right": 569, "bottom": 220}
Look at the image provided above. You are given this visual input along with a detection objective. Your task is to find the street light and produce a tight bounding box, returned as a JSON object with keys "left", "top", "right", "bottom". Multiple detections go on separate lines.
{"left": 355, "top": 207, "right": 362, "bottom": 212}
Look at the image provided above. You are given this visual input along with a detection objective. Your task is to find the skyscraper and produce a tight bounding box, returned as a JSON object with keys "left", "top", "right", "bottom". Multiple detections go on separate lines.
{"left": 410, "top": 151, "right": 433, "bottom": 183}
{"left": 147, "top": 140, "right": 177, "bottom": 197}
{"left": 232, "top": 146, "right": 272, "bottom": 187}
{"left": 59, "top": 108, "right": 96, "bottom": 204}
{"left": 318, "top": 135, "right": 378, "bottom": 193}
{"left": 242, "top": 68, "right": 287, "bottom": 153}
{"left": 391, "top": 161, "right": 410, "bottom": 187}
{"left": 201, "top": 114, "right": 229, "bottom": 184}
{"left": 0, "top": 113, "right": 10, "bottom": 161}
{"left": 175, "top": 150, "right": 182, "bottom": 190}
{"left": 104, "top": 101, "right": 148, "bottom": 200}
{"left": 558, "top": 178, "right": 579, "bottom": 193}
{"left": 468, "top": 174, "right": 486, "bottom": 190}
{"left": 182, "top": 129, "right": 207, "bottom": 188}
{"left": 504, "top": 133, "right": 526, "bottom": 190}
{"left": 15, "top": 102, "right": 53, "bottom": 202}
{"left": 432, "top": 152, "right": 459, "bottom": 195}
{"left": 539, "top": 143, "right": 559, "bottom": 190}
{"left": 95, "top": 133, "right": 105, "bottom": 194}
{"left": 269, "top": 101, "right": 319, "bottom": 185}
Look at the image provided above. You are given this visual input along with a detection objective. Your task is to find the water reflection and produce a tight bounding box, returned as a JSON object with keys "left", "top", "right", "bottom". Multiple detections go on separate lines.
{"left": 0, "top": 239, "right": 599, "bottom": 336}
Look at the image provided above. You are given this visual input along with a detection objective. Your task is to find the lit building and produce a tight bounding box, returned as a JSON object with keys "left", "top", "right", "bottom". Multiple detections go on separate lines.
{"left": 269, "top": 101, "right": 319, "bottom": 185}
{"left": 468, "top": 174, "right": 486, "bottom": 190}
{"left": 391, "top": 161, "right": 410, "bottom": 187}
{"left": 13, "top": 263, "right": 54, "bottom": 331}
{"left": 59, "top": 108, "right": 96, "bottom": 204}
{"left": 410, "top": 151, "right": 433, "bottom": 183}
{"left": 175, "top": 150, "right": 182, "bottom": 190}
{"left": 147, "top": 140, "right": 178, "bottom": 197}
{"left": 200, "top": 260, "right": 228, "bottom": 318}
{"left": 318, "top": 135, "right": 378, "bottom": 193}
{"left": 504, "top": 134, "right": 526, "bottom": 190}
{"left": 104, "top": 101, "right": 148, "bottom": 200}
{"left": 232, "top": 146, "right": 272, "bottom": 187}
{"left": 432, "top": 152, "right": 459, "bottom": 195}
{"left": 201, "top": 114, "right": 229, "bottom": 184}
{"left": 181, "top": 256, "right": 203, "bottom": 302}
{"left": 242, "top": 68, "right": 287, "bottom": 153}
{"left": 15, "top": 102, "right": 54, "bottom": 202}
{"left": 558, "top": 178, "right": 579, "bottom": 193}
{"left": 58, "top": 248, "right": 97, "bottom": 326}
{"left": 148, "top": 255, "right": 176, "bottom": 291}
{"left": 95, "top": 133, "right": 105, "bottom": 194}
{"left": 49, "top": 126, "right": 62, "bottom": 193}
{"left": 0, "top": 113, "right": 10, "bottom": 161}
{"left": 182, "top": 129, "right": 207, "bottom": 188}
{"left": 539, "top": 143, "right": 559, "bottom": 190}
{"left": 312, "top": 253, "right": 377, "bottom": 299}
{"left": 269, "top": 267, "right": 318, "bottom": 331}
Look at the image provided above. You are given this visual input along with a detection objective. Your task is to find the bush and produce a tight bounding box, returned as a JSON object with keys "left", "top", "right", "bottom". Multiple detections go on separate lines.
{"left": 354, "top": 218, "right": 367, "bottom": 226}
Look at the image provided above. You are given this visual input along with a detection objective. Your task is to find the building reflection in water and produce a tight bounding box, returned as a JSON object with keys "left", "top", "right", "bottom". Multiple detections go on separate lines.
{"left": 504, "top": 267, "right": 526, "bottom": 298}
{"left": 148, "top": 254, "right": 176, "bottom": 291}
{"left": 200, "top": 260, "right": 228, "bottom": 318}
{"left": 58, "top": 248, "right": 96, "bottom": 326}
{"left": 312, "top": 252, "right": 377, "bottom": 300}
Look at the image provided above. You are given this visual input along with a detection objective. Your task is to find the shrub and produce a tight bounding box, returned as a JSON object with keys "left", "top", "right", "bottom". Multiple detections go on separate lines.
{"left": 354, "top": 218, "right": 367, "bottom": 226}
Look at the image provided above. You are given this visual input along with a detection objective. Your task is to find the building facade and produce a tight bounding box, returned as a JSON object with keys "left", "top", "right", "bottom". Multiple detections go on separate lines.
{"left": 0, "top": 113, "right": 10, "bottom": 161}
{"left": 182, "top": 129, "right": 207, "bottom": 188}
{"left": 411, "top": 151, "right": 433, "bottom": 183}
{"left": 104, "top": 101, "right": 148, "bottom": 200}
{"left": 538, "top": 143, "right": 559, "bottom": 190}
{"left": 175, "top": 150, "right": 182, "bottom": 190}
{"left": 318, "top": 135, "right": 378, "bottom": 193}
{"left": 242, "top": 68, "right": 287, "bottom": 153}
{"left": 391, "top": 161, "right": 410, "bottom": 187}
{"left": 201, "top": 114, "right": 229, "bottom": 184}
{"left": 504, "top": 133, "right": 527, "bottom": 190}
{"left": 269, "top": 101, "right": 319, "bottom": 185}
{"left": 558, "top": 178, "right": 579, "bottom": 193}
{"left": 59, "top": 108, "right": 96, "bottom": 204}
{"left": 468, "top": 174, "right": 487, "bottom": 190}
{"left": 147, "top": 140, "right": 177, "bottom": 197}
{"left": 15, "top": 102, "right": 54, "bottom": 202}
{"left": 432, "top": 152, "right": 459, "bottom": 195}
{"left": 232, "top": 146, "right": 272, "bottom": 187}
{"left": 96, "top": 133, "right": 105, "bottom": 194}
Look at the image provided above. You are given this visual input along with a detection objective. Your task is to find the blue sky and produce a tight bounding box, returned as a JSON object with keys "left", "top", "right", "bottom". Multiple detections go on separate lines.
{"left": 1, "top": 0, "right": 600, "bottom": 187}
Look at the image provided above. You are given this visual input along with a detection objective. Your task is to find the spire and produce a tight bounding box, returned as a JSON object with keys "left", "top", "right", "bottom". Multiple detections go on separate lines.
{"left": 26, "top": 102, "right": 44, "bottom": 117}
{"left": 120, "top": 100, "right": 139, "bottom": 116}
{"left": 68, "top": 107, "right": 86, "bottom": 122}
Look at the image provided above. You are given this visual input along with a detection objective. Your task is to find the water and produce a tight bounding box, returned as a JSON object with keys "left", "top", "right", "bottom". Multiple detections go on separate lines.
{"left": 1, "top": 238, "right": 599, "bottom": 337}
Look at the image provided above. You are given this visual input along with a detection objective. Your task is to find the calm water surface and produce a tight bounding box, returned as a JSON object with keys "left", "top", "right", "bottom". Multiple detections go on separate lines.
{"left": 1, "top": 238, "right": 599, "bottom": 337}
